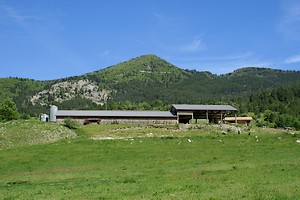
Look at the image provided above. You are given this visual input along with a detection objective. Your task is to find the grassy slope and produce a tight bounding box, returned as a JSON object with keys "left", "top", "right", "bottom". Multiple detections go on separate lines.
{"left": 0, "top": 123, "right": 299, "bottom": 199}
{"left": 0, "top": 119, "right": 77, "bottom": 149}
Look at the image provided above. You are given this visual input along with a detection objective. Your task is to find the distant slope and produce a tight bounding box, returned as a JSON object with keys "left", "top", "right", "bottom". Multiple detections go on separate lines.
{"left": 85, "top": 54, "right": 192, "bottom": 87}
{"left": 27, "top": 54, "right": 196, "bottom": 109}
{"left": 231, "top": 82, "right": 300, "bottom": 129}
{"left": 0, "top": 78, "right": 46, "bottom": 100}
{"left": 0, "top": 78, "right": 47, "bottom": 114}
{"left": 235, "top": 82, "right": 300, "bottom": 117}
{"left": 126, "top": 66, "right": 300, "bottom": 103}
{"left": 0, "top": 119, "right": 77, "bottom": 149}
{"left": 0, "top": 54, "right": 300, "bottom": 114}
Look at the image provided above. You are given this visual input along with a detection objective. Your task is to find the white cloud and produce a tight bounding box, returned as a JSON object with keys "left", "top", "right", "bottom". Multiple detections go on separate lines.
{"left": 0, "top": 3, "right": 40, "bottom": 25}
{"left": 176, "top": 52, "right": 254, "bottom": 62}
{"left": 99, "top": 50, "right": 110, "bottom": 57}
{"left": 152, "top": 13, "right": 169, "bottom": 26}
{"left": 284, "top": 53, "right": 300, "bottom": 63}
{"left": 169, "top": 52, "right": 272, "bottom": 74}
{"left": 233, "top": 60, "right": 272, "bottom": 69}
{"left": 277, "top": 0, "right": 300, "bottom": 39}
{"left": 181, "top": 39, "right": 205, "bottom": 52}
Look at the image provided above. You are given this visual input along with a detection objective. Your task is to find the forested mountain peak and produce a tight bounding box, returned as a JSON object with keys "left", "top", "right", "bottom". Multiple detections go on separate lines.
{"left": 82, "top": 54, "right": 191, "bottom": 88}
{"left": 1, "top": 54, "right": 300, "bottom": 119}
{"left": 90, "top": 54, "right": 184, "bottom": 74}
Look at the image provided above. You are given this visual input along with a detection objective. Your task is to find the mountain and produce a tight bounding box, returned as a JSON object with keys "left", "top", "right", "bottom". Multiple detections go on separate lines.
{"left": 1, "top": 54, "right": 300, "bottom": 115}
{"left": 85, "top": 54, "right": 191, "bottom": 86}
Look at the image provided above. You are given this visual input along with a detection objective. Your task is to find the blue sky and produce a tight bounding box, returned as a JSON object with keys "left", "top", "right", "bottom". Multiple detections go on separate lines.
{"left": 0, "top": 0, "right": 300, "bottom": 80}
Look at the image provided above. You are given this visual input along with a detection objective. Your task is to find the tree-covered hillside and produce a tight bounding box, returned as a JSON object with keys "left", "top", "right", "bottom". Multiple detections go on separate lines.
{"left": 0, "top": 78, "right": 46, "bottom": 100}
{"left": 0, "top": 78, "right": 47, "bottom": 115}
{"left": 0, "top": 54, "right": 299, "bottom": 128}
{"left": 85, "top": 54, "right": 191, "bottom": 87}
{"left": 84, "top": 55, "right": 300, "bottom": 104}
{"left": 232, "top": 83, "right": 300, "bottom": 129}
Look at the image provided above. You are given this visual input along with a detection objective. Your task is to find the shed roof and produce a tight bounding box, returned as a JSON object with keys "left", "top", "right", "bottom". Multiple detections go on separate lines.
{"left": 56, "top": 110, "right": 177, "bottom": 118}
{"left": 172, "top": 104, "right": 237, "bottom": 111}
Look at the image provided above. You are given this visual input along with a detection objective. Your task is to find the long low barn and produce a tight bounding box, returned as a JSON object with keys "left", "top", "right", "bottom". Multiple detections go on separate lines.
{"left": 49, "top": 104, "right": 238, "bottom": 125}
{"left": 54, "top": 110, "right": 177, "bottom": 124}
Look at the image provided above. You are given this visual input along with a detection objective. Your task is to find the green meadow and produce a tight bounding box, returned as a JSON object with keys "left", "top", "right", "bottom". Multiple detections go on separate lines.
{"left": 0, "top": 121, "right": 300, "bottom": 199}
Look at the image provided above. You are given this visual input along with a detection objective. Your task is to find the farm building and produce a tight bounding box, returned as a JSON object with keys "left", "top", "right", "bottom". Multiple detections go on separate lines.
{"left": 51, "top": 109, "right": 177, "bottom": 125}
{"left": 171, "top": 104, "right": 237, "bottom": 124}
{"left": 40, "top": 113, "right": 49, "bottom": 122}
{"left": 224, "top": 117, "right": 253, "bottom": 125}
{"left": 49, "top": 104, "right": 237, "bottom": 125}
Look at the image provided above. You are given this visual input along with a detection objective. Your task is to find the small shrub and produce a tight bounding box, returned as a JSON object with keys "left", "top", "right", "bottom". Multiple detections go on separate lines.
{"left": 64, "top": 118, "right": 79, "bottom": 129}
{"left": 122, "top": 177, "right": 137, "bottom": 184}
{"left": 161, "top": 136, "right": 177, "bottom": 140}
{"left": 21, "top": 113, "right": 31, "bottom": 120}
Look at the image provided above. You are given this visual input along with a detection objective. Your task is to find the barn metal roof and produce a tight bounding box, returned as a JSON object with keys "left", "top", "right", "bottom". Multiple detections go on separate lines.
{"left": 56, "top": 110, "right": 177, "bottom": 118}
{"left": 171, "top": 104, "right": 237, "bottom": 111}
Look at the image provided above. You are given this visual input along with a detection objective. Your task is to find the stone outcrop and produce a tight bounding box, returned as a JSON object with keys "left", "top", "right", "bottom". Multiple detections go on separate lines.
{"left": 30, "top": 79, "right": 110, "bottom": 106}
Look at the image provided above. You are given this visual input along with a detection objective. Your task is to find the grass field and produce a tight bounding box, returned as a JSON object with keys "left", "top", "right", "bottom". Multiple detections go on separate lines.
{"left": 0, "top": 121, "right": 300, "bottom": 199}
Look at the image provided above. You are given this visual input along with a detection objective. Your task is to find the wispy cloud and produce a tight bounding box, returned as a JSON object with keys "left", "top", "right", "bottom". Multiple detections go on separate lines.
{"left": 169, "top": 52, "right": 272, "bottom": 74}
{"left": 0, "top": 3, "right": 40, "bottom": 25}
{"left": 0, "top": 1, "right": 90, "bottom": 78}
{"left": 178, "top": 52, "right": 255, "bottom": 61}
{"left": 284, "top": 53, "right": 300, "bottom": 63}
{"left": 152, "top": 13, "right": 169, "bottom": 25}
{"left": 277, "top": 0, "right": 300, "bottom": 39}
{"left": 181, "top": 38, "right": 206, "bottom": 52}
{"left": 99, "top": 50, "right": 110, "bottom": 57}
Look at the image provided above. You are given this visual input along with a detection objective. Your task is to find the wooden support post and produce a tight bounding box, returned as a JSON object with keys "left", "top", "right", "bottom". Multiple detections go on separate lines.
{"left": 206, "top": 110, "right": 209, "bottom": 124}
{"left": 235, "top": 112, "right": 237, "bottom": 124}
{"left": 220, "top": 112, "right": 223, "bottom": 124}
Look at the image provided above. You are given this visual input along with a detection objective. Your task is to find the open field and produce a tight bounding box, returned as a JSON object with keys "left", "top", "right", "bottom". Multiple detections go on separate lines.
{"left": 0, "top": 121, "right": 300, "bottom": 199}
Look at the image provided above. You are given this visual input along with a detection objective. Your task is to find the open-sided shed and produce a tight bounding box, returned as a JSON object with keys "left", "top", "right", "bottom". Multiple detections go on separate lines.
{"left": 171, "top": 104, "right": 237, "bottom": 124}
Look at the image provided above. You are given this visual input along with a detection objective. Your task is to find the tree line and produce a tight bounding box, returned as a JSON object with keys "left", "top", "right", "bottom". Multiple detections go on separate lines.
{"left": 232, "top": 83, "right": 300, "bottom": 130}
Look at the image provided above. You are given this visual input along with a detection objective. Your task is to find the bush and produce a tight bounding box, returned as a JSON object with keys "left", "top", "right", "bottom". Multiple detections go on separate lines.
{"left": 293, "top": 119, "right": 300, "bottom": 131}
{"left": 21, "top": 114, "right": 31, "bottom": 120}
{"left": 0, "top": 98, "right": 20, "bottom": 122}
{"left": 64, "top": 118, "right": 79, "bottom": 129}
